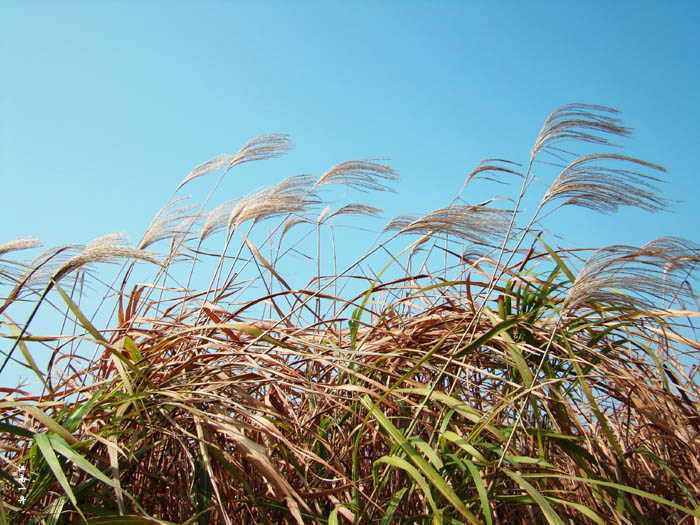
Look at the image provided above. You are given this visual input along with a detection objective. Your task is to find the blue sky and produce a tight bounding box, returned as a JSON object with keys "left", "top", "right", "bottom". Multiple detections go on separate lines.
{"left": 1, "top": 3, "right": 699, "bottom": 385}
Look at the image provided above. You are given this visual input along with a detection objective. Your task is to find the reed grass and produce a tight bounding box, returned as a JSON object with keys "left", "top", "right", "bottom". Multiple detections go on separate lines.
{"left": 1, "top": 104, "right": 699, "bottom": 524}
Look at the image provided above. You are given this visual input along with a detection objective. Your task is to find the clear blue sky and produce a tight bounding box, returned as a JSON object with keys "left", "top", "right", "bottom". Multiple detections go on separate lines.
{"left": 1, "top": 3, "right": 699, "bottom": 385}
{"left": 2, "top": 2, "right": 699, "bottom": 249}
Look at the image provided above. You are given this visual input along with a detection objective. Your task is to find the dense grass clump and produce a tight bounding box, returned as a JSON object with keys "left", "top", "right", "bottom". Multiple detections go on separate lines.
{"left": 1, "top": 104, "right": 699, "bottom": 524}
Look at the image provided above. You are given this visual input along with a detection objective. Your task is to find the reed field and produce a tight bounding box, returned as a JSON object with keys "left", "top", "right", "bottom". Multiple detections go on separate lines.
{"left": 1, "top": 104, "right": 699, "bottom": 524}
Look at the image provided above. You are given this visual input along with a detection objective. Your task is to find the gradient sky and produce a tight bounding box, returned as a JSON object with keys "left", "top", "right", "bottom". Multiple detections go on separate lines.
{"left": 1, "top": 2, "right": 699, "bottom": 385}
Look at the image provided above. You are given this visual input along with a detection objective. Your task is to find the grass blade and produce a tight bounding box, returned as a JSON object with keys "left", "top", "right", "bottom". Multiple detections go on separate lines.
{"left": 34, "top": 433, "right": 80, "bottom": 513}
{"left": 501, "top": 469, "right": 564, "bottom": 525}
{"left": 361, "top": 395, "right": 480, "bottom": 524}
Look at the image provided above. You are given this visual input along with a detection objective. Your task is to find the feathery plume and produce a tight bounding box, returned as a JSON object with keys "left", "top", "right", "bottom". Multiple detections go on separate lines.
{"left": 278, "top": 216, "right": 313, "bottom": 245}
{"left": 0, "top": 246, "right": 76, "bottom": 312}
{"left": 176, "top": 134, "right": 292, "bottom": 192}
{"left": 540, "top": 153, "right": 669, "bottom": 214}
{"left": 227, "top": 175, "right": 317, "bottom": 231}
{"left": 0, "top": 237, "right": 42, "bottom": 256}
{"left": 0, "top": 237, "right": 42, "bottom": 285}
{"left": 3, "top": 245, "right": 74, "bottom": 288}
{"left": 563, "top": 237, "right": 700, "bottom": 311}
{"left": 459, "top": 159, "right": 523, "bottom": 195}
{"left": 140, "top": 197, "right": 202, "bottom": 249}
{"left": 313, "top": 160, "right": 398, "bottom": 193}
{"left": 53, "top": 233, "right": 160, "bottom": 283}
{"left": 384, "top": 204, "right": 511, "bottom": 245}
{"left": 200, "top": 199, "right": 239, "bottom": 242}
{"left": 328, "top": 203, "right": 383, "bottom": 220}
{"left": 531, "top": 104, "right": 630, "bottom": 161}
{"left": 270, "top": 174, "right": 315, "bottom": 195}
{"left": 228, "top": 193, "right": 313, "bottom": 231}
